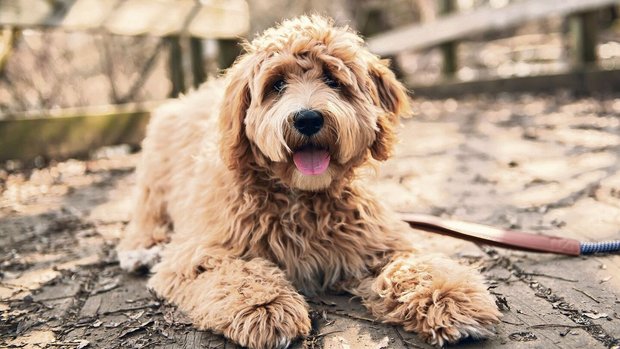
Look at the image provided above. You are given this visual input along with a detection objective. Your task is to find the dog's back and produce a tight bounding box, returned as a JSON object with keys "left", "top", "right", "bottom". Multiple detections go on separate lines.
{"left": 116, "top": 79, "right": 226, "bottom": 258}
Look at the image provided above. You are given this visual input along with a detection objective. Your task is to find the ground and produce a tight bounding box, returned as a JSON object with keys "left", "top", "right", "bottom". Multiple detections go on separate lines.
{"left": 1, "top": 93, "right": 620, "bottom": 349}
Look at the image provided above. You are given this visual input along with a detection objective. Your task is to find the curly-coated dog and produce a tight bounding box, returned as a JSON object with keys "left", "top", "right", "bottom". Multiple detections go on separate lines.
{"left": 117, "top": 15, "right": 501, "bottom": 349}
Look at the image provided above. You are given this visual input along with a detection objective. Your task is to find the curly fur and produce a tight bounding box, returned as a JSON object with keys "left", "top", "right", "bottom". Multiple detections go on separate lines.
{"left": 117, "top": 15, "right": 501, "bottom": 349}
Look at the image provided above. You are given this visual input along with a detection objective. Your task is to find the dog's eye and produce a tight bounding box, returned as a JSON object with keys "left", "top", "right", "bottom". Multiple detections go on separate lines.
{"left": 323, "top": 75, "right": 340, "bottom": 89}
{"left": 272, "top": 79, "right": 287, "bottom": 93}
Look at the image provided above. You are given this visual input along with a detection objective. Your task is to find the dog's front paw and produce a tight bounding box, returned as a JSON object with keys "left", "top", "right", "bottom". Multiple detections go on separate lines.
{"left": 225, "top": 295, "right": 311, "bottom": 349}
{"left": 415, "top": 287, "right": 501, "bottom": 347}
{"left": 117, "top": 245, "right": 162, "bottom": 272}
{"left": 364, "top": 253, "right": 501, "bottom": 347}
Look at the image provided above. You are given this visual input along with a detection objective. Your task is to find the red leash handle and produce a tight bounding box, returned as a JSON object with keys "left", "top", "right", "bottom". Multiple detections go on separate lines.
{"left": 399, "top": 212, "right": 581, "bottom": 256}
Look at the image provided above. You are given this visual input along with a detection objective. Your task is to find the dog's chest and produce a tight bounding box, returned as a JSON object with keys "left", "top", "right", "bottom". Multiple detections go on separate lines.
{"left": 230, "top": 186, "right": 399, "bottom": 293}
{"left": 255, "top": 204, "right": 387, "bottom": 293}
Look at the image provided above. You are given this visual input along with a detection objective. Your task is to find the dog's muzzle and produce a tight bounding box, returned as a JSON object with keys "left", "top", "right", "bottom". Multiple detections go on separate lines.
{"left": 291, "top": 109, "right": 331, "bottom": 176}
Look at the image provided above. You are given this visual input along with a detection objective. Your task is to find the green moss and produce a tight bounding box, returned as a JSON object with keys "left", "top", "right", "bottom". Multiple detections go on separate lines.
{"left": 0, "top": 111, "right": 151, "bottom": 162}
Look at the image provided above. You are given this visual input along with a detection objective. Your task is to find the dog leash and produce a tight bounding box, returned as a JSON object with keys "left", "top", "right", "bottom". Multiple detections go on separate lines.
{"left": 398, "top": 212, "right": 620, "bottom": 256}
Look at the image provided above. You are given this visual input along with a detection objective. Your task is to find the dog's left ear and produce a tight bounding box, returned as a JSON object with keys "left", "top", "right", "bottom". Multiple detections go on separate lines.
{"left": 368, "top": 59, "right": 411, "bottom": 161}
{"left": 219, "top": 53, "right": 253, "bottom": 171}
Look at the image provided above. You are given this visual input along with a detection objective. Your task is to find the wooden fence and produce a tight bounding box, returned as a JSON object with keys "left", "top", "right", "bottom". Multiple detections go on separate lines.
{"left": 368, "top": 0, "right": 620, "bottom": 95}
{"left": 1, "top": 0, "right": 249, "bottom": 96}
{"left": 0, "top": 0, "right": 249, "bottom": 163}
{"left": 0, "top": 104, "right": 154, "bottom": 162}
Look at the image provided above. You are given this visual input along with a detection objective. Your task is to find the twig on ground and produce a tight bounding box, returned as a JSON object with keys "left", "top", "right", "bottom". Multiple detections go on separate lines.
{"left": 314, "top": 330, "right": 343, "bottom": 338}
{"left": 329, "top": 311, "right": 376, "bottom": 323}
{"left": 528, "top": 324, "right": 589, "bottom": 329}
{"left": 403, "top": 339, "right": 427, "bottom": 349}
{"left": 100, "top": 303, "right": 159, "bottom": 316}
{"left": 520, "top": 272, "right": 578, "bottom": 282}
{"left": 0, "top": 282, "right": 33, "bottom": 290}
{"left": 118, "top": 319, "right": 153, "bottom": 338}
{"left": 572, "top": 287, "right": 600, "bottom": 303}
{"left": 36, "top": 294, "right": 78, "bottom": 302}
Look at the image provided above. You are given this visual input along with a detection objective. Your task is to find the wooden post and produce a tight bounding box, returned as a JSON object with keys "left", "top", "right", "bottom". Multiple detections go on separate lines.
{"left": 190, "top": 37, "right": 206, "bottom": 88}
{"left": 217, "top": 39, "right": 241, "bottom": 70}
{"left": 167, "top": 36, "right": 185, "bottom": 97}
{"left": 357, "top": 6, "right": 404, "bottom": 78}
{"left": 0, "top": 27, "right": 18, "bottom": 73}
{"left": 569, "top": 11, "right": 599, "bottom": 69}
{"left": 439, "top": 0, "right": 457, "bottom": 78}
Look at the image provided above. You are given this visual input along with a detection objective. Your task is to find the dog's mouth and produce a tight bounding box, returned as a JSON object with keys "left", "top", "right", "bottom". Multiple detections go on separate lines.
{"left": 292, "top": 145, "right": 331, "bottom": 176}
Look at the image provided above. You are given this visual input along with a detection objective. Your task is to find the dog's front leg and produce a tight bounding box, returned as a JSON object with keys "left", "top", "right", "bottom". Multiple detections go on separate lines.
{"left": 148, "top": 244, "right": 311, "bottom": 349}
{"left": 349, "top": 252, "right": 501, "bottom": 346}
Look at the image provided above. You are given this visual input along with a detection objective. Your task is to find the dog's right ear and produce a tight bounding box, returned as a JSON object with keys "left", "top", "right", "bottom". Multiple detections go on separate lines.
{"left": 219, "top": 54, "right": 253, "bottom": 171}
{"left": 367, "top": 58, "right": 411, "bottom": 161}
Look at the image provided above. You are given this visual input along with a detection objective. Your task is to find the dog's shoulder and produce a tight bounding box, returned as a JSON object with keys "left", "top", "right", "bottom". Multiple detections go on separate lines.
{"left": 144, "top": 78, "right": 227, "bottom": 149}
{"left": 152, "top": 78, "right": 226, "bottom": 123}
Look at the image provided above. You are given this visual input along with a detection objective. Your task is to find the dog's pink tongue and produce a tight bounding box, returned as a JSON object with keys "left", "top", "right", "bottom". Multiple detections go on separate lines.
{"left": 293, "top": 149, "right": 330, "bottom": 175}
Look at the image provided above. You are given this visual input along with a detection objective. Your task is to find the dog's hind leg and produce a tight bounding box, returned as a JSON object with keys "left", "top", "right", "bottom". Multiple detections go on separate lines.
{"left": 348, "top": 252, "right": 501, "bottom": 346}
{"left": 148, "top": 243, "right": 311, "bottom": 349}
{"left": 116, "top": 181, "right": 171, "bottom": 272}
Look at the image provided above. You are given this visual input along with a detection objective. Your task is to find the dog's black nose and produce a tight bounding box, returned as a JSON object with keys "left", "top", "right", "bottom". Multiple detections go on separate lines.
{"left": 293, "top": 110, "right": 324, "bottom": 136}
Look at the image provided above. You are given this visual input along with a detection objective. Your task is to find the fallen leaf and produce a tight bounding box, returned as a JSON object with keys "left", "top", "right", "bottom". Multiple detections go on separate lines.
{"left": 583, "top": 312, "right": 608, "bottom": 319}
{"left": 129, "top": 310, "right": 145, "bottom": 320}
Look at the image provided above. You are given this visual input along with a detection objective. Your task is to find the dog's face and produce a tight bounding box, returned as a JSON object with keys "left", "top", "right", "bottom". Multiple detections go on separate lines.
{"left": 219, "top": 16, "right": 410, "bottom": 191}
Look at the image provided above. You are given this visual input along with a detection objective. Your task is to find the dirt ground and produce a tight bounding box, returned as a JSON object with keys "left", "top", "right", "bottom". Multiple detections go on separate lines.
{"left": 1, "top": 93, "right": 620, "bottom": 349}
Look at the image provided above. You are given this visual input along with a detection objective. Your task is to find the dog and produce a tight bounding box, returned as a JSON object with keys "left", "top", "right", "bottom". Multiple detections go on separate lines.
{"left": 117, "top": 15, "right": 501, "bottom": 349}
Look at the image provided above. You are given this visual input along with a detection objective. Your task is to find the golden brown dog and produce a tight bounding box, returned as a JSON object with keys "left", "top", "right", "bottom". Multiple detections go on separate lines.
{"left": 117, "top": 15, "right": 501, "bottom": 349}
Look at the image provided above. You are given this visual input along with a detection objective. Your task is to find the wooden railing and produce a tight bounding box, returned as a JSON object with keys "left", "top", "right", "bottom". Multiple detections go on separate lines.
{"left": 0, "top": 104, "right": 155, "bottom": 162}
{"left": 0, "top": 0, "right": 249, "bottom": 163}
{"left": 0, "top": 0, "right": 249, "bottom": 96}
{"left": 368, "top": 0, "right": 620, "bottom": 94}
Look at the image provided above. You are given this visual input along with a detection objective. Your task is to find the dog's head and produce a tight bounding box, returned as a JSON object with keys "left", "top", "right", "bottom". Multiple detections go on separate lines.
{"left": 219, "top": 15, "right": 410, "bottom": 191}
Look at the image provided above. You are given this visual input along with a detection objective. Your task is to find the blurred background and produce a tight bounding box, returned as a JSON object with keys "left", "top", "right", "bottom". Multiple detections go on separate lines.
{"left": 0, "top": 0, "right": 619, "bottom": 164}
{"left": 2, "top": 0, "right": 620, "bottom": 115}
